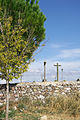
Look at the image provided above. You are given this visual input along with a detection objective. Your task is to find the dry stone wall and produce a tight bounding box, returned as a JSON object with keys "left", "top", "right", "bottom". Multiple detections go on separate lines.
{"left": 0, "top": 81, "right": 80, "bottom": 105}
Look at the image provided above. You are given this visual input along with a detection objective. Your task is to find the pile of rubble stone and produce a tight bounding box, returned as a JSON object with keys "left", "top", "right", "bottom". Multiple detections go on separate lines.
{"left": 0, "top": 81, "right": 80, "bottom": 105}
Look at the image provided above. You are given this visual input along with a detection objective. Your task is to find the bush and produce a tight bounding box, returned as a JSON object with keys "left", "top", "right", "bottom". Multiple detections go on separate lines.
{"left": 17, "top": 103, "right": 26, "bottom": 111}
{"left": 9, "top": 109, "right": 16, "bottom": 118}
{"left": 0, "top": 110, "right": 5, "bottom": 118}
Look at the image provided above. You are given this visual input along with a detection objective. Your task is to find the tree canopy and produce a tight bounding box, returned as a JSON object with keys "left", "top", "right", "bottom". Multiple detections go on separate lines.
{"left": 0, "top": 14, "right": 30, "bottom": 80}
{"left": 0, "top": 0, "right": 46, "bottom": 59}
{"left": 0, "top": 0, "right": 46, "bottom": 81}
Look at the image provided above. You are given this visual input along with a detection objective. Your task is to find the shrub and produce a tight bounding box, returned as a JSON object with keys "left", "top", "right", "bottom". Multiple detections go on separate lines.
{"left": 9, "top": 109, "right": 16, "bottom": 118}
{"left": 0, "top": 110, "right": 5, "bottom": 118}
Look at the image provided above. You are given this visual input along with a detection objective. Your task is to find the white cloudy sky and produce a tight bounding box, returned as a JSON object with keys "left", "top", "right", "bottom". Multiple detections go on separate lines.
{"left": 14, "top": 46, "right": 80, "bottom": 83}
{"left": 1, "top": 43, "right": 80, "bottom": 84}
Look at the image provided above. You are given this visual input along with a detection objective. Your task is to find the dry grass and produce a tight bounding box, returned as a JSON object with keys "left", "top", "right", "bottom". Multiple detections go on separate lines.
{"left": 47, "top": 114, "right": 80, "bottom": 120}
{"left": 0, "top": 92, "right": 80, "bottom": 120}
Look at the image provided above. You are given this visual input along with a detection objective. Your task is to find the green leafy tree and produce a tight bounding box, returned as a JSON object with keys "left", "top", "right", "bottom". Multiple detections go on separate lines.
{"left": 0, "top": 14, "right": 31, "bottom": 120}
{"left": 0, "top": 4, "right": 46, "bottom": 120}
{"left": 0, "top": 0, "right": 46, "bottom": 58}
{"left": 0, "top": 1, "right": 46, "bottom": 120}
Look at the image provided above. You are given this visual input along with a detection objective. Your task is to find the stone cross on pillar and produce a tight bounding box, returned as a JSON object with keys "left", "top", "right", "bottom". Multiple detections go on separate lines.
{"left": 54, "top": 63, "right": 61, "bottom": 82}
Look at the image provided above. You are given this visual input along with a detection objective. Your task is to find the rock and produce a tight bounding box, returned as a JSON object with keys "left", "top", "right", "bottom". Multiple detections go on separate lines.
{"left": 0, "top": 81, "right": 80, "bottom": 103}
{"left": 15, "top": 98, "right": 18, "bottom": 101}
{"left": 40, "top": 115, "right": 47, "bottom": 120}
{"left": 0, "top": 93, "right": 3, "bottom": 97}
{"left": 14, "top": 94, "right": 19, "bottom": 98}
{"left": 0, "top": 103, "right": 3, "bottom": 106}
{"left": 13, "top": 106, "right": 17, "bottom": 110}
{"left": 65, "top": 88, "right": 71, "bottom": 91}
{"left": 12, "top": 87, "right": 15, "bottom": 91}
{"left": 38, "top": 95, "right": 45, "bottom": 100}
{"left": 61, "top": 92, "right": 66, "bottom": 95}
{"left": 54, "top": 90, "right": 59, "bottom": 93}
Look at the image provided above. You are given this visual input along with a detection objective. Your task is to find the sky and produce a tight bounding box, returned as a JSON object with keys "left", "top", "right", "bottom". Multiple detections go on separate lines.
{"left": 1, "top": 0, "right": 80, "bottom": 83}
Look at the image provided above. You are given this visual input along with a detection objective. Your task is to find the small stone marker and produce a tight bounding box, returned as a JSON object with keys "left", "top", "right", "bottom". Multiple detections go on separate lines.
{"left": 40, "top": 115, "right": 47, "bottom": 120}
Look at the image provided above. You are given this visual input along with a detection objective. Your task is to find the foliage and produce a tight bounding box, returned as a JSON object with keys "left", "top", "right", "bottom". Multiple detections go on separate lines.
{"left": 9, "top": 108, "right": 16, "bottom": 118}
{"left": 0, "top": 0, "right": 46, "bottom": 59}
{"left": 18, "top": 103, "right": 27, "bottom": 111}
{"left": 0, "top": 12, "right": 34, "bottom": 81}
{"left": 0, "top": 1, "right": 46, "bottom": 119}
{"left": 0, "top": 1, "right": 46, "bottom": 81}
{"left": 0, "top": 109, "right": 16, "bottom": 118}
{"left": 0, "top": 110, "right": 5, "bottom": 118}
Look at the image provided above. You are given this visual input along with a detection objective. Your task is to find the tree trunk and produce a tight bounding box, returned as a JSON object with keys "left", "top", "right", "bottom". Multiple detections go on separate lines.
{"left": 6, "top": 80, "right": 9, "bottom": 120}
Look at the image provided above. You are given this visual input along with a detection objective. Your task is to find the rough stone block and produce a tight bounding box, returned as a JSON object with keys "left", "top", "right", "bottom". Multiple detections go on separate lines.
{"left": 40, "top": 115, "right": 47, "bottom": 120}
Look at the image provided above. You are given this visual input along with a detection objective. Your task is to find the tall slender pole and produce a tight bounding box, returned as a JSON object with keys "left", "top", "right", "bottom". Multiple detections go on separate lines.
{"left": 44, "top": 61, "right": 46, "bottom": 82}
{"left": 54, "top": 63, "right": 61, "bottom": 82}
{"left": 41, "top": 72, "right": 43, "bottom": 81}
{"left": 61, "top": 69, "right": 63, "bottom": 81}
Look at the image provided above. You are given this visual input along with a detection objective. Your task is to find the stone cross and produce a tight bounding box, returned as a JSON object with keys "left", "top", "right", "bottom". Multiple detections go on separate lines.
{"left": 54, "top": 63, "right": 61, "bottom": 82}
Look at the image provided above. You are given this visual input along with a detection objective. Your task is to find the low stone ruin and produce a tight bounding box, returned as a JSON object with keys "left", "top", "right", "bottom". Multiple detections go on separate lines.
{"left": 0, "top": 81, "right": 80, "bottom": 105}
